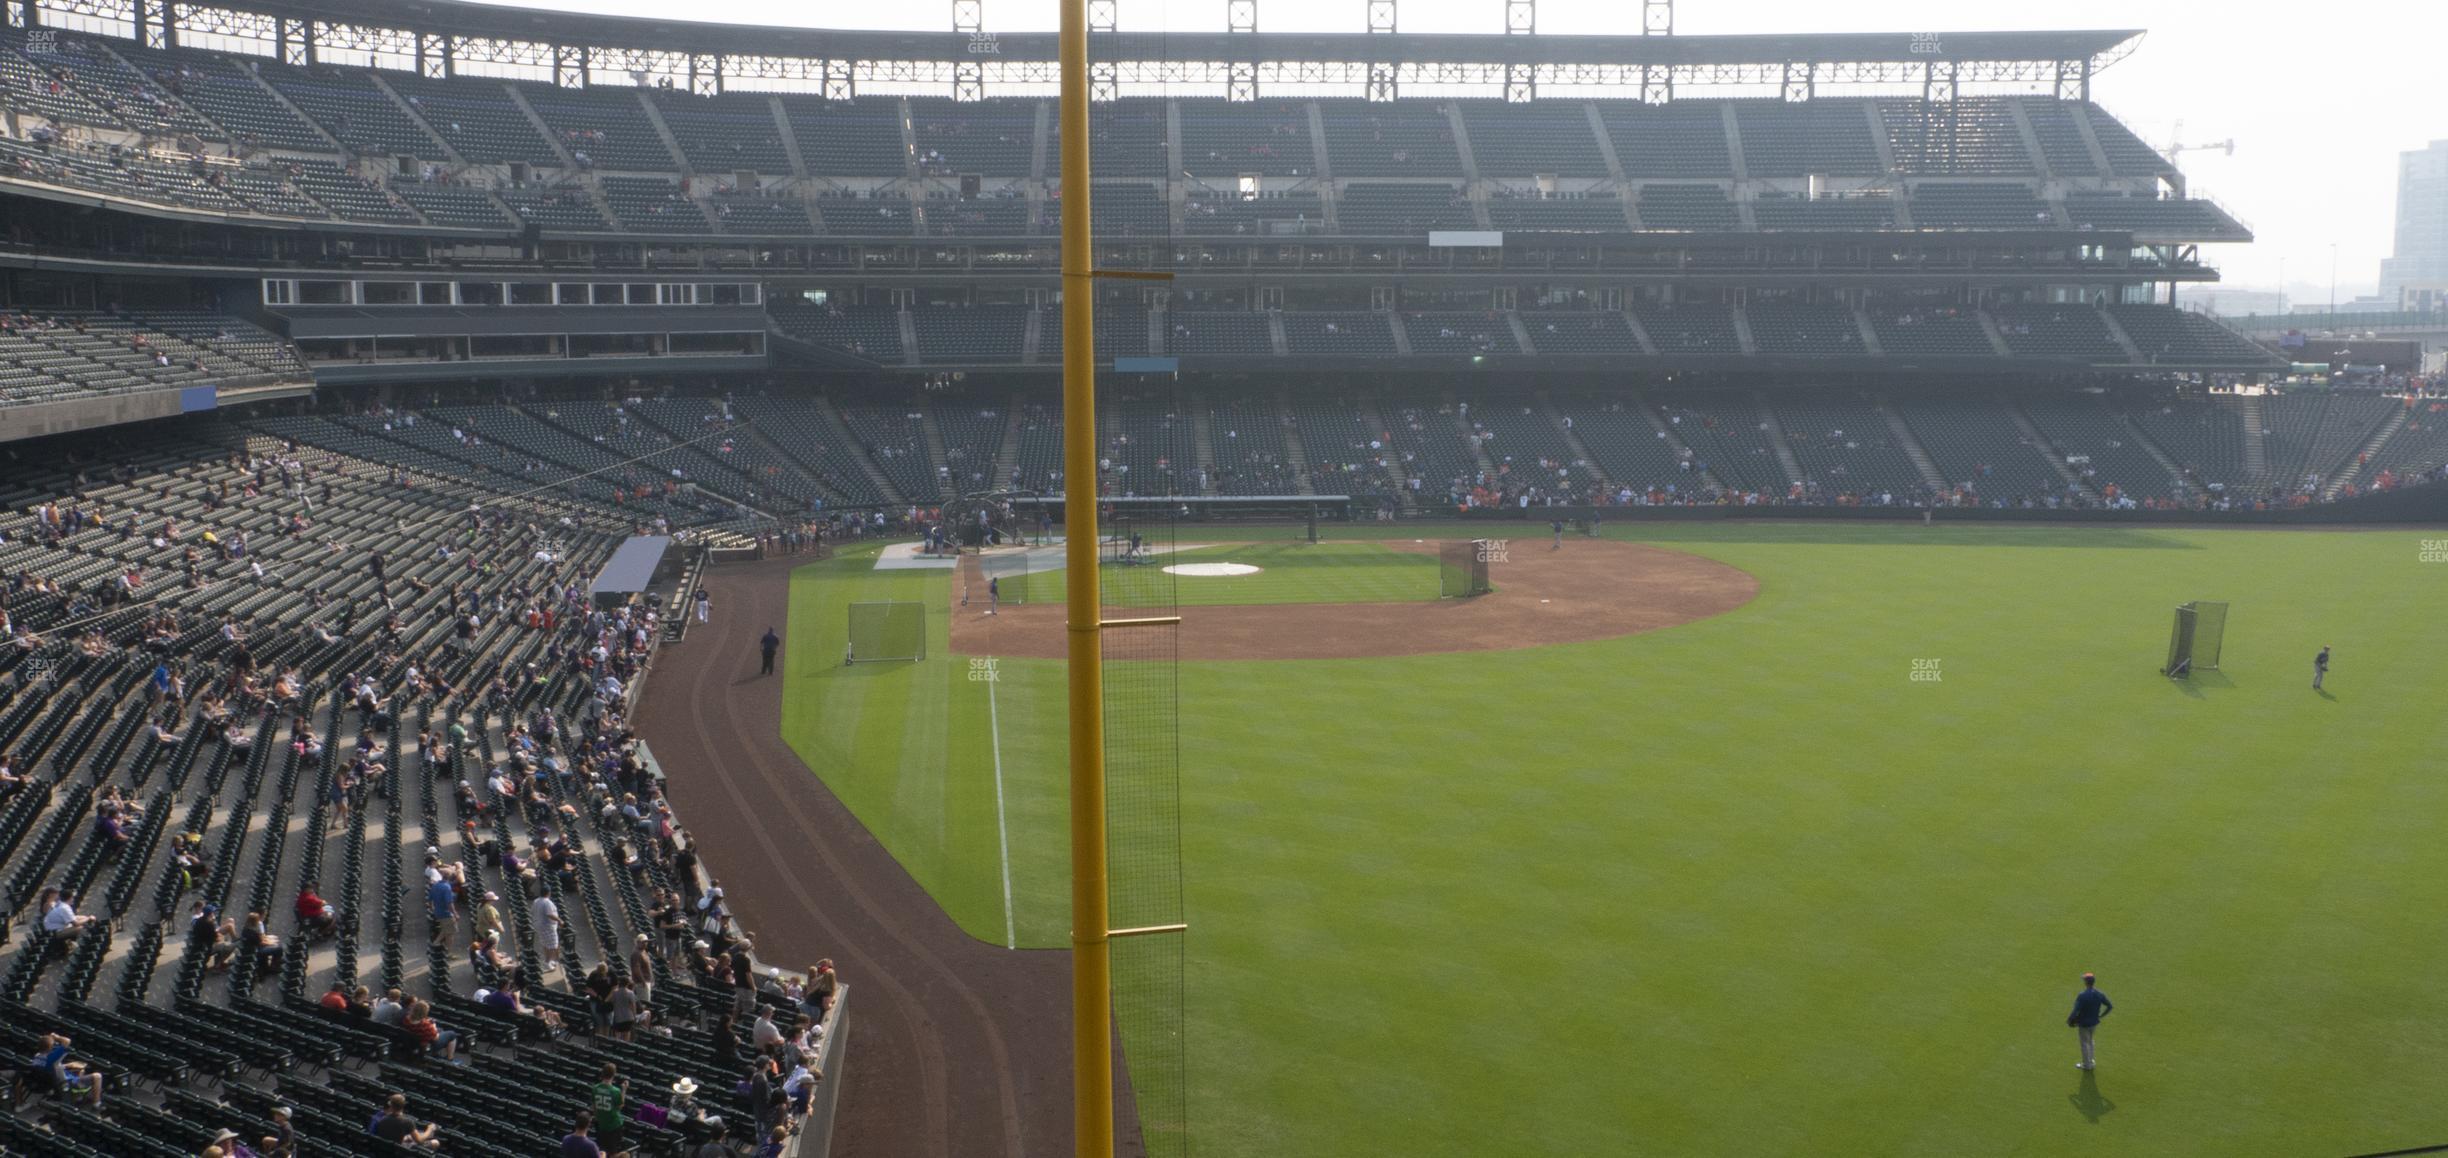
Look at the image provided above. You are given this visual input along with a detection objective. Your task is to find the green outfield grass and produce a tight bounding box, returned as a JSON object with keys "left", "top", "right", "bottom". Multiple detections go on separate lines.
{"left": 990, "top": 539, "right": 1444, "bottom": 607}
{"left": 780, "top": 524, "right": 2448, "bottom": 1157}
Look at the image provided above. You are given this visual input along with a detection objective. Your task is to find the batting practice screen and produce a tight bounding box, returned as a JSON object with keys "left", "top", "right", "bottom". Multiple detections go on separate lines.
{"left": 845, "top": 601, "right": 926, "bottom": 664}
{"left": 2163, "top": 600, "right": 2227, "bottom": 677}
{"left": 1439, "top": 540, "right": 1493, "bottom": 598}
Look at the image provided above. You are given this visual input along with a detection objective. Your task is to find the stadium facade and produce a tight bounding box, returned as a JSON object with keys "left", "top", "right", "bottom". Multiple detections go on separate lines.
{"left": 0, "top": 0, "right": 2436, "bottom": 520}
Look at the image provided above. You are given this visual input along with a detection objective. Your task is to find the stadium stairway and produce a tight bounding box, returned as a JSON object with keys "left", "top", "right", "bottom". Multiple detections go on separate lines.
{"left": 1755, "top": 395, "right": 1805, "bottom": 485}
{"left": 2098, "top": 307, "right": 2147, "bottom": 365}
{"left": 1541, "top": 395, "right": 1610, "bottom": 491}
{"left": 1878, "top": 402, "right": 1950, "bottom": 492}
{"left": 2119, "top": 411, "right": 2197, "bottom": 497}
{"left": 2237, "top": 395, "right": 2270, "bottom": 486}
{"left": 919, "top": 409, "right": 956, "bottom": 496}
{"left": 1190, "top": 406, "right": 1222, "bottom": 496}
{"left": 2326, "top": 406, "right": 2411, "bottom": 500}
{"left": 2005, "top": 401, "right": 2101, "bottom": 502}
{"left": 811, "top": 396, "right": 907, "bottom": 505}
{"left": 992, "top": 399, "right": 1027, "bottom": 490}
{"left": 1276, "top": 396, "right": 1316, "bottom": 497}
{"left": 1348, "top": 398, "right": 1408, "bottom": 507}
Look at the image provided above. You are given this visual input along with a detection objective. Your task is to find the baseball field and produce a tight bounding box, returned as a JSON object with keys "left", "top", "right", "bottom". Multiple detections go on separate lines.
{"left": 776, "top": 521, "right": 2448, "bottom": 1156}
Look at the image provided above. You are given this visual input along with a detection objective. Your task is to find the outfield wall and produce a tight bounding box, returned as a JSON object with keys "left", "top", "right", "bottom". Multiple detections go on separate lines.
{"left": 1460, "top": 489, "right": 2448, "bottom": 526}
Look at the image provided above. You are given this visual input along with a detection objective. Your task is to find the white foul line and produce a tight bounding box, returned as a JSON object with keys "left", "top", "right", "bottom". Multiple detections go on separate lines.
{"left": 988, "top": 662, "right": 1016, "bottom": 950}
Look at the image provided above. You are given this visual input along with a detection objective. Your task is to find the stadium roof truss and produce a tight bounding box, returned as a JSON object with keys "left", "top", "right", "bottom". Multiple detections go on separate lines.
{"left": 9, "top": 0, "right": 2139, "bottom": 102}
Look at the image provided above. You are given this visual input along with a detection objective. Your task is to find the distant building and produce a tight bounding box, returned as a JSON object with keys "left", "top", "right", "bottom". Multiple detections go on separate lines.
{"left": 2378, "top": 140, "right": 2448, "bottom": 306}
{"left": 2177, "top": 288, "right": 2285, "bottom": 317}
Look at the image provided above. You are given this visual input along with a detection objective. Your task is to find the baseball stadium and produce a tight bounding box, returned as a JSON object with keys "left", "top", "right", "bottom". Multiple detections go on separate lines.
{"left": 0, "top": 0, "right": 2436, "bottom": 1154}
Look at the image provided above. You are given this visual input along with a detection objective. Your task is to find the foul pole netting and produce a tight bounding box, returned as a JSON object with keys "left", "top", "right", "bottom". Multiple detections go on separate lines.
{"left": 1099, "top": 461, "right": 1189, "bottom": 1158}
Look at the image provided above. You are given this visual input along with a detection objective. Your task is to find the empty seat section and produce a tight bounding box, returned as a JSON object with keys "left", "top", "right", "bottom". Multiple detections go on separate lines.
{"left": 522, "top": 86, "right": 675, "bottom": 170}
{"left": 835, "top": 403, "right": 940, "bottom": 500}
{"left": 784, "top": 97, "right": 908, "bottom": 176}
{"left": 1991, "top": 305, "right": 2126, "bottom": 363}
{"left": 1737, "top": 99, "right": 1884, "bottom": 177}
{"left": 1636, "top": 184, "right": 1737, "bottom": 230}
{"left": 388, "top": 74, "right": 555, "bottom": 164}
{"left": 599, "top": 176, "right": 712, "bottom": 233}
{"left": 1457, "top": 101, "right": 1607, "bottom": 177}
{"left": 1404, "top": 312, "right": 1519, "bottom": 356}
{"left": 1319, "top": 100, "right": 1461, "bottom": 177}
{"left": 769, "top": 299, "right": 904, "bottom": 362}
{"left": 1745, "top": 303, "right": 1864, "bottom": 357}
{"left": 265, "top": 67, "right": 441, "bottom": 157}
{"left": 1602, "top": 101, "right": 1734, "bottom": 178}
{"left": 1867, "top": 305, "right": 1995, "bottom": 359}
{"left": 1750, "top": 194, "right": 1895, "bottom": 230}
{"left": 655, "top": 91, "right": 792, "bottom": 173}
{"left": 1893, "top": 395, "right": 2073, "bottom": 504}
{"left": 1337, "top": 183, "right": 1474, "bottom": 233}
{"left": 1773, "top": 398, "right": 1928, "bottom": 495}
{"left": 913, "top": 306, "right": 1028, "bottom": 364}
{"left": 1177, "top": 100, "right": 1313, "bottom": 177}
{"left": 909, "top": 96, "right": 1039, "bottom": 176}
{"left": 1206, "top": 396, "right": 1295, "bottom": 495}
{"left": 1652, "top": 397, "right": 1787, "bottom": 491}
{"left": 1631, "top": 301, "right": 1739, "bottom": 355}
{"left": 1182, "top": 191, "right": 1323, "bottom": 236}
{"left": 2108, "top": 306, "right": 2273, "bottom": 365}
{"left": 1282, "top": 312, "right": 1395, "bottom": 357}
{"left": 1551, "top": 394, "right": 1699, "bottom": 492}
{"left": 1485, "top": 193, "right": 1627, "bottom": 231}
{"left": 1518, "top": 311, "right": 1643, "bottom": 356}
{"left": 1910, "top": 182, "right": 2051, "bottom": 229}
{"left": 2021, "top": 394, "right": 2178, "bottom": 500}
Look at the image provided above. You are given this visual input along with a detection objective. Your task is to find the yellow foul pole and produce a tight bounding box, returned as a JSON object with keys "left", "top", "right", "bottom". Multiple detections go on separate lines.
{"left": 1056, "top": 0, "right": 1112, "bottom": 1152}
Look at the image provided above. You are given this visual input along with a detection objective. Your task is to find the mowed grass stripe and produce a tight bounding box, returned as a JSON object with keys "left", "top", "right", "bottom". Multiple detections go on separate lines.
{"left": 783, "top": 526, "right": 2448, "bottom": 1157}
{"left": 996, "top": 540, "right": 1441, "bottom": 607}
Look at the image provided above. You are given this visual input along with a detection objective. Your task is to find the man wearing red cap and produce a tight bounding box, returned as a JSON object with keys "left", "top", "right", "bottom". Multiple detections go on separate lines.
{"left": 2066, "top": 972, "right": 2114, "bottom": 1070}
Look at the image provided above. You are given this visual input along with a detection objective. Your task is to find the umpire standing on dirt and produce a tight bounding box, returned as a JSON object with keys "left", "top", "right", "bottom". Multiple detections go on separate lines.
{"left": 759, "top": 627, "right": 780, "bottom": 676}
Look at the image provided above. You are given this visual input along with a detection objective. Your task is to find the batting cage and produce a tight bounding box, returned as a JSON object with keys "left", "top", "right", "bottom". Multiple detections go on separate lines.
{"left": 2163, "top": 600, "right": 2228, "bottom": 678}
{"left": 1439, "top": 539, "right": 1494, "bottom": 598}
{"left": 843, "top": 600, "right": 926, "bottom": 665}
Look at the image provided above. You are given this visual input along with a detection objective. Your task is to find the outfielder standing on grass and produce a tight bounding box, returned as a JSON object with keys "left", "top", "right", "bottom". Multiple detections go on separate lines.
{"left": 2313, "top": 645, "right": 2330, "bottom": 690}
{"left": 2067, "top": 972, "right": 2113, "bottom": 1070}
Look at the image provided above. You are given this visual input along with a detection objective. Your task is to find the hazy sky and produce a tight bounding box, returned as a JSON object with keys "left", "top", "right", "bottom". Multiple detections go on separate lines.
{"left": 487, "top": 0, "right": 2434, "bottom": 300}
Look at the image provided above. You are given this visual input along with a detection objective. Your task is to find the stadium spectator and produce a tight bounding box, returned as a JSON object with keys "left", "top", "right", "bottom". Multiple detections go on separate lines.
{"left": 23, "top": 1032, "right": 102, "bottom": 1107}
{"left": 369, "top": 1093, "right": 440, "bottom": 1149}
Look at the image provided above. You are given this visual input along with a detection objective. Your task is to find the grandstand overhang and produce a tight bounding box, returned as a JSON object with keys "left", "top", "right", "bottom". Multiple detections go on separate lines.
{"left": 12, "top": 0, "right": 2138, "bottom": 97}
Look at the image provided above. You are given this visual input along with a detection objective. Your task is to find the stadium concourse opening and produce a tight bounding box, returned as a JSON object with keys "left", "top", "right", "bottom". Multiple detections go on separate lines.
{"left": 950, "top": 539, "right": 1757, "bottom": 660}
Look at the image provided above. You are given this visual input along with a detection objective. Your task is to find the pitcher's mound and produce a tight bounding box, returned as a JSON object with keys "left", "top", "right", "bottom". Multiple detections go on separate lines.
{"left": 1164, "top": 562, "right": 1262, "bottom": 577}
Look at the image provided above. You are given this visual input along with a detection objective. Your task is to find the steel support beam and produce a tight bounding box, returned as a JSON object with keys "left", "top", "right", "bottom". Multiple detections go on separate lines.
{"left": 1503, "top": 0, "right": 1532, "bottom": 102}
{"left": 1644, "top": 0, "right": 1671, "bottom": 36}
{"left": 1228, "top": 0, "right": 1257, "bottom": 100}
{"left": 1089, "top": 0, "right": 1116, "bottom": 100}
{"left": 954, "top": 0, "right": 986, "bottom": 101}
{"left": 1781, "top": 60, "right": 1811, "bottom": 102}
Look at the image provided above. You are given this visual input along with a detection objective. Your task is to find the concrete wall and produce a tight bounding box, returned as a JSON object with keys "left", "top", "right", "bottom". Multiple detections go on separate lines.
{"left": 0, "top": 388, "right": 193, "bottom": 443}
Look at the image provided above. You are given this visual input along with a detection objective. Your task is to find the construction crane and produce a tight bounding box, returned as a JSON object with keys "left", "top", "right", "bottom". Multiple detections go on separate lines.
{"left": 2167, "top": 120, "right": 2235, "bottom": 159}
